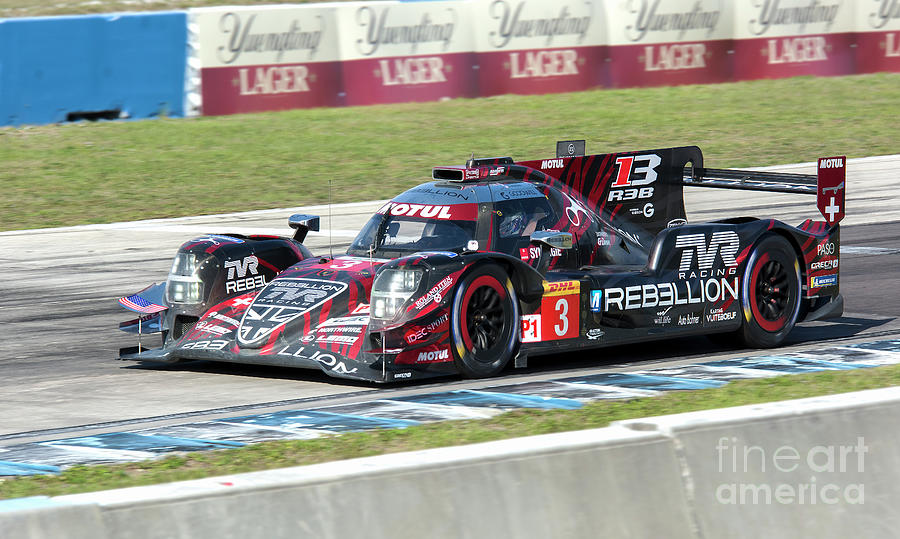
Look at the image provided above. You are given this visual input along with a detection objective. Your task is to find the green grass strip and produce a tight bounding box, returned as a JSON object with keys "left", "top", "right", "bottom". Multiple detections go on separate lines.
{"left": 3, "top": 73, "right": 900, "bottom": 232}
{"left": 0, "top": 0, "right": 339, "bottom": 18}
{"left": 3, "top": 363, "right": 900, "bottom": 500}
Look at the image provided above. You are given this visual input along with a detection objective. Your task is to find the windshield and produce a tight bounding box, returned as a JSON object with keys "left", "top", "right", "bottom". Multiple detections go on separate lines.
{"left": 347, "top": 213, "right": 477, "bottom": 258}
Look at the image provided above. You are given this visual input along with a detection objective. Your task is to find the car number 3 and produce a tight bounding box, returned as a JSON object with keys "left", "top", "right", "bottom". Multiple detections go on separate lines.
{"left": 554, "top": 298, "right": 568, "bottom": 336}
{"left": 521, "top": 295, "right": 578, "bottom": 343}
{"left": 329, "top": 259, "right": 363, "bottom": 270}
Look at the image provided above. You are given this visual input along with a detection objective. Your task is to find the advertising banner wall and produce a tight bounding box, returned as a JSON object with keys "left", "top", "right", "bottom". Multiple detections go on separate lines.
{"left": 732, "top": 0, "right": 856, "bottom": 80}
{"left": 605, "top": 0, "right": 734, "bottom": 87}
{"left": 855, "top": 0, "right": 900, "bottom": 72}
{"left": 191, "top": 5, "right": 343, "bottom": 116}
{"left": 471, "top": 0, "right": 608, "bottom": 96}
{"left": 335, "top": 1, "right": 476, "bottom": 106}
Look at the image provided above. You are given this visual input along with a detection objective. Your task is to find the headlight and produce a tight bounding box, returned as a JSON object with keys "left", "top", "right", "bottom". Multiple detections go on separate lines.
{"left": 370, "top": 269, "right": 423, "bottom": 320}
{"left": 166, "top": 253, "right": 204, "bottom": 304}
{"left": 170, "top": 252, "right": 198, "bottom": 275}
{"left": 167, "top": 277, "right": 203, "bottom": 304}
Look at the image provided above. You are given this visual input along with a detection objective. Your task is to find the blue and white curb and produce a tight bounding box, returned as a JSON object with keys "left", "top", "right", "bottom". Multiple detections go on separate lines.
{"left": 0, "top": 461, "right": 61, "bottom": 477}
{"left": 2, "top": 340, "right": 899, "bottom": 476}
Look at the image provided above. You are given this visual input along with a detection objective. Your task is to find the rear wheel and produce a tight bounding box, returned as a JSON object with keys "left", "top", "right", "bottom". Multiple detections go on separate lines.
{"left": 450, "top": 264, "right": 519, "bottom": 378}
{"left": 739, "top": 235, "right": 801, "bottom": 348}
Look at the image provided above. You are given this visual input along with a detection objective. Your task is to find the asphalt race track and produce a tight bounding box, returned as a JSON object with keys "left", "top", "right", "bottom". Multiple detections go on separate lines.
{"left": 1, "top": 155, "right": 898, "bottom": 445}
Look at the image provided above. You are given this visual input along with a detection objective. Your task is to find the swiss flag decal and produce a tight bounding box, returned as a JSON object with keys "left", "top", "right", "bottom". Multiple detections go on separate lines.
{"left": 817, "top": 156, "right": 845, "bottom": 225}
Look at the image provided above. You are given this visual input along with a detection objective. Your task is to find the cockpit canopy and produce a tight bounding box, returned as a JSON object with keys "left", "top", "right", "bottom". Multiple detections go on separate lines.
{"left": 347, "top": 183, "right": 480, "bottom": 258}
{"left": 346, "top": 179, "right": 648, "bottom": 266}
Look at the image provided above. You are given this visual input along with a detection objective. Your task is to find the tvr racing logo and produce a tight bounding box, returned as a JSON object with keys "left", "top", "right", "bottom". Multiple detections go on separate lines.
{"left": 224, "top": 255, "right": 266, "bottom": 294}
{"left": 238, "top": 279, "right": 348, "bottom": 346}
{"left": 675, "top": 231, "right": 739, "bottom": 279}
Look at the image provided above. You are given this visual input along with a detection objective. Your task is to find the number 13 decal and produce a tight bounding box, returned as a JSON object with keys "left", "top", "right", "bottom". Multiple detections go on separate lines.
{"left": 611, "top": 154, "right": 661, "bottom": 187}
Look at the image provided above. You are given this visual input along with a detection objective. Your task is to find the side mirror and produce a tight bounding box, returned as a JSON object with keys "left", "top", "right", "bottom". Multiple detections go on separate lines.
{"left": 288, "top": 214, "right": 320, "bottom": 243}
{"left": 528, "top": 230, "right": 574, "bottom": 276}
{"left": 530, "top": 230, "right": 574, "bottom": 250}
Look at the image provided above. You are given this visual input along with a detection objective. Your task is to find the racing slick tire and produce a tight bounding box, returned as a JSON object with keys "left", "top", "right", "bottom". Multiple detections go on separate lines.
{"left": 450, "top": 263, "right": 519, "bottom": 378}
{"left": 738, "top": 234, "right": 802, "bottom": 348}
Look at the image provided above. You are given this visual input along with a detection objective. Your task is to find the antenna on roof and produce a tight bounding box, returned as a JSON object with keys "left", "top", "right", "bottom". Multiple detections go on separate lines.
{"left": 329, "top": 179, "right": 334, "bottom": 260}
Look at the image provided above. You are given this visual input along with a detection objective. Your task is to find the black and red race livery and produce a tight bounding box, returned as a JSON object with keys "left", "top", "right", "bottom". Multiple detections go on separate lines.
{"left": 118, "top": 142, "right": 845, "bottom": 382}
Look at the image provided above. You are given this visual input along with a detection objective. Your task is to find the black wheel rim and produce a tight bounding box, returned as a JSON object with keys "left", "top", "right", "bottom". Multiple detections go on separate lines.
{"left": 754, "top": 259, "right": 790, "bottom": 321}
{"left": 465, "top": 285, "right": 505, "bottom": 353}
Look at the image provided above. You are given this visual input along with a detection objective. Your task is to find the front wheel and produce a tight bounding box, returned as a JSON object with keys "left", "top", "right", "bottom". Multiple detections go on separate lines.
{"left": 739, "top": 234, "right": 802, "bottom": 348}
{"left": 450, "top": 263, "right": 519, "bottom": 378}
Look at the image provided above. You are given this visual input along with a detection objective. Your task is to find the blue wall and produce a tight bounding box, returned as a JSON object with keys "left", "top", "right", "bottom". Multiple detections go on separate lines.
{"left": 0, "top": 12, "right": 187, "bottom": 126}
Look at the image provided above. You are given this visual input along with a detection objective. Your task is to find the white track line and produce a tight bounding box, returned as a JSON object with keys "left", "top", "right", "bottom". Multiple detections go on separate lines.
{"left": 0, "top": 199, "right": 389, "bottom": 237}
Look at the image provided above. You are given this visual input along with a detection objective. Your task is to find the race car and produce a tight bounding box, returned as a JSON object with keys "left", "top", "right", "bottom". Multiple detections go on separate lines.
{"left": 118, "top": 142, "right": 845, "bottom": 382}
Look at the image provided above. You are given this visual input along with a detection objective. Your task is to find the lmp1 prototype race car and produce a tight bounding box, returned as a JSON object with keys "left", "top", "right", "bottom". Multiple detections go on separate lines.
{"left": 118, "top": 142, "right": 845, "bottom": 383}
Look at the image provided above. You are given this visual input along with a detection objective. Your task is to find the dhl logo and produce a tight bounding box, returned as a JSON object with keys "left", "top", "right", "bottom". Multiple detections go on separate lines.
{"left": 543, "top": 280, "right": 580, "bottom": 297}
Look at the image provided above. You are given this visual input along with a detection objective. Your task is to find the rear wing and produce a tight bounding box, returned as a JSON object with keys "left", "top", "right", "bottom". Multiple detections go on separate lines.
{"left": 498, "top": 141, "right": 846, "bottom": 244}
{"left": 682, "top": 156, "right": 846, "bottom": 226}
{"left": 682, "top": 167, "right": 817, "bottom": 194}
{"left": 523, "top": 141, "right": 846, "bottom": 232}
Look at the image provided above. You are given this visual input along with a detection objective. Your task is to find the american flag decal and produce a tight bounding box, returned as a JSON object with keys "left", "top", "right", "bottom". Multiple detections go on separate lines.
{"left": 119, "top": 294, "right": 167, "bottom": 314}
